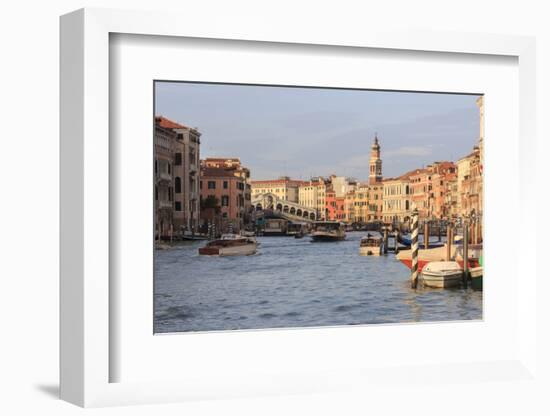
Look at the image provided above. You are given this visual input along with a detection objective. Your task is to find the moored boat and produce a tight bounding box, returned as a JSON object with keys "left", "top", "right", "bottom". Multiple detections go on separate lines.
{"left": 359, "top": 234, "right": 383, "bottom": 256}
{"left": 469, "top": 266, "right": 483, "bottom": 290}
{"left": 198, "top": 234, "right": 258, "bottom": 256}
{"left": 421, "top": 261, "right": 464, "bottom": 288}
{"left": 263, "top": 218, "right": 288, "bottom": 236}
{"left": 310, "top": 221, "right": 346, "bottom": 242}
{"left": 396, "top": 243, "right": 479, "bottom": 272}
{"left": 287, "top": 222, "right": 307, "bottom": 237}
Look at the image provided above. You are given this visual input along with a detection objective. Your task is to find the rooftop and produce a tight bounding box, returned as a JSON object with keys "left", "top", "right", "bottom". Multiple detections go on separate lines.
{"left": 201, "top": 167, "right": 240, "bottom": 178}
{"left": 155, "top": 115, "right": 187, "bottom": 129}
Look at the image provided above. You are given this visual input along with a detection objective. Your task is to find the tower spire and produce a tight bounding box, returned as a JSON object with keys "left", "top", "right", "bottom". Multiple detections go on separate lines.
{"left": 369, "top": 133, "right": 382, "bottom": 184}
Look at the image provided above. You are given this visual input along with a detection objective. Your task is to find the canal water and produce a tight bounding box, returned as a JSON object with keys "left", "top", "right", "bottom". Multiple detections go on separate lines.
{"left": 154, "top": 232, "right": 482, "bottom": 333}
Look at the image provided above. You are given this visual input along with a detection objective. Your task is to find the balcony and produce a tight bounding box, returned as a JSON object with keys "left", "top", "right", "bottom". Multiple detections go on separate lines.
{"left": 158, "top": 200, "right": 173, "bottom": 210}
{"left": 157, "top": 172, "right": 172, "bottom": 183}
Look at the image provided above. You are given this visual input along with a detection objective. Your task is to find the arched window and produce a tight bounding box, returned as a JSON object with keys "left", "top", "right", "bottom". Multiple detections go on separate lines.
{"left": 175, "top": 177, "right": 182, "bottom": 193}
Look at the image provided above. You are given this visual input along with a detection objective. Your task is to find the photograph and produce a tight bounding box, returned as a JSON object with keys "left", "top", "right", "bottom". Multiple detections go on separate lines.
{"left": 153, "top": 81, "right": 484, "bottom": 333}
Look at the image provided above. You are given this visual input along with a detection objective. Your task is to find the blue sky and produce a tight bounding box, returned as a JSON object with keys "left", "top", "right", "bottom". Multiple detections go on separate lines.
{"left": 155, "top": 82, "right": 481, "bottom": 181}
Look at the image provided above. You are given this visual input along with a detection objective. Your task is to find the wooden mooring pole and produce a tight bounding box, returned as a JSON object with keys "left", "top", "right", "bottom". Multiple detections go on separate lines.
{"left": 446, "top": 223, "right": 452, "bottom": 261}
{"left": 424, "top": 221, "right": 429, "bottom": 249}
{"left": 383, "top": 227, "right": 388, "bottom": 254}
{"left": 463, "top": 219, "right": 469, "bottom": 286}
{"left": 410, "top": 208, "right": 419, "bottom": 289}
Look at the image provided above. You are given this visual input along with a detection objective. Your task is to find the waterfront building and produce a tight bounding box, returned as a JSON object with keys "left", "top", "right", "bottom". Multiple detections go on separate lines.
{"left": 476, "top": 95, "right": 484, "bottom": 218}
{"left": 409, "top": 168, "right": 432, "bottom": 219}
{"left": 326, "top": 189, "right": 346, "bottom": 221}
{"left": 155, "top": 116, "right": 202, "bottom": 232}
{"left": 298, "top": 177, "right": 328, "bottom": 219}
{"left": 407, "top": 162, "right": 457, "bottom": 220}
{"left": 367, "top": 183, "right": 384, "bottom": 221}
{"left": 251, "top": 176, "right": 304, "bottom": 203}
{"left": 443, "top": 175, "right": 459, "bottom": 219}
{"left": 430, "top": 162, "right": 457, "bottom": 219}
{"left": 351, "top": 184, "right": 370, "bottom": 223}
{"left": 457, "top": 146, "right": 482, "bottom": 218}
{"left": 382, "top": 174, "right": 411, "bottom": 224}
{"left": 202, "top": 158, "right": 252, "bottom": 218}
{"left": 154, "top": 120, "right": 177, "bottom": 239}
{"left": 200, "top": 160, "right": 250, "bottom": 231}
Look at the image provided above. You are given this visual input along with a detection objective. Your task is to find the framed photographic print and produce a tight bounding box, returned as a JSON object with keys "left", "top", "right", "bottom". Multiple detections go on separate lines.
{"left": 153, "top": 81, "right": 484, "bottom": 335}
{"left": 60, "top": 8, "right": 538, "bottom": 408}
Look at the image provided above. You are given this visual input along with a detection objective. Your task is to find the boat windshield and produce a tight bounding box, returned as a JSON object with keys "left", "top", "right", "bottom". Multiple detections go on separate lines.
{"left": 313, "top": 222, "right": 341, "bottom": 231}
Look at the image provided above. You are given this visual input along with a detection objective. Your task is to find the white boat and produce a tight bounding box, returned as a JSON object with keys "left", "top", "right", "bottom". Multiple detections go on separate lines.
{"left": 310, "top": 221, "right": 346, "bottom": 242}
{"left": 198, "top": 234, "right": 257, "bottom": 256}
{"left": 421, "top": 261, "right": 464, "bottom": 288}
{"left": 359, "top": 234, "right": 383, "bottom": 256}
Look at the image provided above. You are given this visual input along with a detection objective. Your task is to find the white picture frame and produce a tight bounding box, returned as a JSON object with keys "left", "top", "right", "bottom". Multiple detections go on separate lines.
{"left": 60, "top": 8, "right": 538, "bottom": 408}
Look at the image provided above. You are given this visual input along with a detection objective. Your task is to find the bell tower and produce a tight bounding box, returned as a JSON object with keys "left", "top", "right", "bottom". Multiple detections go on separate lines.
{"left": 369, "top": 134, "right": 382, "bottom": 184}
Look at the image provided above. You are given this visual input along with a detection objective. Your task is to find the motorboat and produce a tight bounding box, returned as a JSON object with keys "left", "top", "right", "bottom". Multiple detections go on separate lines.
{"left": 421, "top": 261, "right": 464, "bottom": 288}
{"left": 396, "top": 242, "right": 480, "bottom": 272}
{"left": 198, "top": 233, "right": 258, "bottom": 256}
{"left": 469, "top": 266, "right": 483, "bottom": 290}
{"left": 287, "top": 222, "right": 307, "bottom": 237}
{"left": 310, "top": 221, "right": 346, "bottom": 242}
{"left": 263, "top": 218, "right": 288, "bottom": 236}
{"left": 359, "top": 233, "right": 383, "bottom": 256}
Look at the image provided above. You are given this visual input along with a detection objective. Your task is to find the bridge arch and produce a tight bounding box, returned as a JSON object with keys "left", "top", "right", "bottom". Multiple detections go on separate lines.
{"left": 276, "top": 203, "right": 283, "bottom": 211}
{"left": 309, "top": 213, "right": 316, "bottom": 220}
{"left": 290, "top": 207, "right": 296, "bottom": 215}
{"left": 296, "top": 209, "right": 302, "bottom": 217}
{"left": 283, "top": 205, "right": 289, "bottom": 213}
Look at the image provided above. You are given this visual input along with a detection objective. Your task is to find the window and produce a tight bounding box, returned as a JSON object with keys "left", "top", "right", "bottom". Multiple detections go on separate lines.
{"left": 200, "top": 181, "right": 203, "bottom": 189}
{"left": 223, "top": 181, "right": 228, "bottom": 189}
{"left": 222, "top": 212, "right": 228, "bottom": 219}
{"left": 208, "top": 181, "right": 216, "bottom": 189}
{"left": 174, "top": 153, "right": 182, "bottom": 166}
{"left": 155, "top": 185, "right": 158, "bottom": 201}
{"left": 221, "top": 195, "right": 229, "bottom": 206}
{"left": 175, "top": 201, "right": 182, "bottom": 211}
{"left": 175, "top": 177, "right": 182, "bottom": 193}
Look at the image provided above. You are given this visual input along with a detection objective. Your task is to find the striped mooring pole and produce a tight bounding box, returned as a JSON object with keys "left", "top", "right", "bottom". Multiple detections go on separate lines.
{"left": 410, "top": 208, "right": 420, "bottom": 289}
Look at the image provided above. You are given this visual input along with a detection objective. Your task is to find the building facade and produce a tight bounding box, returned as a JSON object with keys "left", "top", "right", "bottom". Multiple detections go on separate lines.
{"left": 298, "top": 177, "right": 328, "bottom": 219}
{"left": 202, "top": 158, "right": 252, "bottom": 218}
{"left": 200, "top": 161, "right": 251, "bottom": 232}
{"left": 155, "top": 116, "right": 202, "bottom": 232}
{"left": 382, "top": 175, "right": 411, "bottom": 223}
{"left": 154, "top": 121, "right": 177, "bottom": 239}
{"left": 251, "top": 177, "right": 303, "bottom": 202}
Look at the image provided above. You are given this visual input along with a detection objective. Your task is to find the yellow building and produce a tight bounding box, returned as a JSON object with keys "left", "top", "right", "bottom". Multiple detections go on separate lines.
{"left": 251, "top": 176, "right": 303, "bottom": 203}
{"left": 382, "top": 175, "right": 411, "bottom": 223}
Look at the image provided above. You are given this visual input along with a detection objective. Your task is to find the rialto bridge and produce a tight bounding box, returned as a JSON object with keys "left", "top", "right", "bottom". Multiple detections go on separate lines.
{"left": 251, "top": 193, "right": 318, "bottom": 222}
